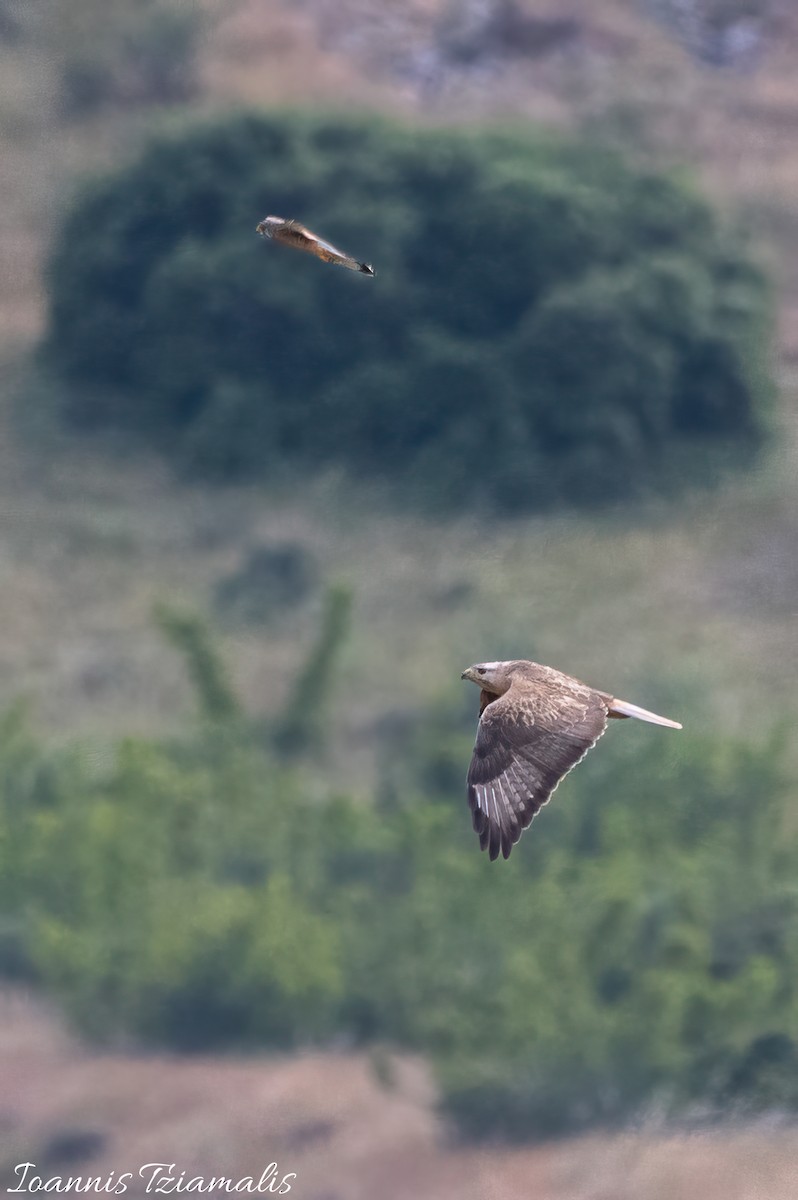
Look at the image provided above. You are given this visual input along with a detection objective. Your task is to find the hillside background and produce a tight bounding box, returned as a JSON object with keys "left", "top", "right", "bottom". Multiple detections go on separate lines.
{"left": 1, "top": 2, "right": 798, "bottom": 1198}
{"left": 0, "top": 0, "right": 796, "bottom": 753}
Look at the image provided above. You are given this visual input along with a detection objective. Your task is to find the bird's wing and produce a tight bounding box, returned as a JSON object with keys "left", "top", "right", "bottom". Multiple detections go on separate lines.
{"left": 283, "top": 221, "right": 343, "bottom": 257}
{"left": 466, "top": 687, "right": 609, "bottom": 861}
{"left": 284, "top": 221, "right": 366, "bottom": 271}
{"left": 305, "top": 230, "right": 348, "bottom": 257}
{"left": 273, "top": 219, "right": 317, "bottom": 250}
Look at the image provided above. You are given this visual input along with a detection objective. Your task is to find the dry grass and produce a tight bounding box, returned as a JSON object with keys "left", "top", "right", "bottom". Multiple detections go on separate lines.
{"left": 2, "top": 989, "right": 798, "bottom": 1200}
{"left": 0, "top": 371, "right": 795, "bottom": 790}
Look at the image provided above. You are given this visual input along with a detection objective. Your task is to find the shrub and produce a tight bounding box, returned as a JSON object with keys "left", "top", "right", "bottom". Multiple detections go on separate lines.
{"left": 42, "top": 112, "right": 773, "bottom": 512}
{"left": 2, "top": 608, "right": 797, "bottom": 1134}
{"left": 2, "top": 679, "right": 798, "bottom": 1135}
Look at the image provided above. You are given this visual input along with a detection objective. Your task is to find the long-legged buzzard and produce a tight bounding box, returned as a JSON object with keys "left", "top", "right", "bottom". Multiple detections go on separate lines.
{"left": 256, "top": 216, "right": 374, "bottom": 275}
{"left": 461, "top": 659, "right": 681, "bottom": 861}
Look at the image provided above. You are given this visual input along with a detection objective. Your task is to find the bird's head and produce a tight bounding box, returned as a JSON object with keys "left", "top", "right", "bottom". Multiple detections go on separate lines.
{"left": 256, "top": 215, "right": 282, "bottom": 238}
{"left": 460, "top": 661, "right": 516, "bottom": 697}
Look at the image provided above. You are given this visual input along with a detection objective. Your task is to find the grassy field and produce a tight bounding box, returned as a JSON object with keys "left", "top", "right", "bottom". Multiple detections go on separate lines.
{"left": 0, "top": 361, "right": 795, "bottom": 779}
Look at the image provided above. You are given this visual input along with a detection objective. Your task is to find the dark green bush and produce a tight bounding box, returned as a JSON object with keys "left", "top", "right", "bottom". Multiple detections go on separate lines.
{"left": 42, "top": 113, "right": 773, "bottom": 511}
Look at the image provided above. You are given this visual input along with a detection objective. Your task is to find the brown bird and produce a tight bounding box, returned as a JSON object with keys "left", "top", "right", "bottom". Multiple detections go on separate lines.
{"left": 256, "top": 215, "right": 374, "bottom": 275}
{"left": 461, "top": 659, "right": 681, "bottom": 861}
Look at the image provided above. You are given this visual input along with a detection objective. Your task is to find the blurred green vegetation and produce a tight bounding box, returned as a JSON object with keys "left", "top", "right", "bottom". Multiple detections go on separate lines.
{"left": 42, "top": 112, "right": 773, "bottom": 513}
{"left": 1, "top": 603, "right": 797, "bottom": 1138}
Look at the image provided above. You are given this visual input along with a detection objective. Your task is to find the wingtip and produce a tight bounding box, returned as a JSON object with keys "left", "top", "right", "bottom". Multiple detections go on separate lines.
{"left": 360, "top": 263, "right": 375, "bottom": 276}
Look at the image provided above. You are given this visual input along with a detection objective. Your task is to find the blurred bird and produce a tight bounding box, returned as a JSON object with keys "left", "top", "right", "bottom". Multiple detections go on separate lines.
{"left": 461, "top": 659, "right": 681, "bottom": 861}
{"left": 256, "top": 215, "right": 374, "bottom": 275}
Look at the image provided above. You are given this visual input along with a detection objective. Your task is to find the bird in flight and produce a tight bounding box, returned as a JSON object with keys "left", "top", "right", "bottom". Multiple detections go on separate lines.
{"left": 461, "top": 659, "right": 681, "bottom": 861}
{"left": 256, "top": 215, "right": 374, "bottom": 276}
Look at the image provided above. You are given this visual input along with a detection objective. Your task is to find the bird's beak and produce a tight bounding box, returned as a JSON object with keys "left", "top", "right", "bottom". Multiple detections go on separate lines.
{"left": 461, "top": 667, "right": 474, "bottom": 682}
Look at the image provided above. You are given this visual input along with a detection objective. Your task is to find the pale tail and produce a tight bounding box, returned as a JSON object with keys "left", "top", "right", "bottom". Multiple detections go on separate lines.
{"left": 609, "top": 698, "right": 682, "bottom": 729}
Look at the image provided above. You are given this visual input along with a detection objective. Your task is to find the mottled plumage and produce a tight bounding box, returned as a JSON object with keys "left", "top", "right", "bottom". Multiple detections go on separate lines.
{"left": 256, "top": 215, "right": 374, "bottom": 275}
{"left": 461, "top": 659, "right": 681, "bottom": 861}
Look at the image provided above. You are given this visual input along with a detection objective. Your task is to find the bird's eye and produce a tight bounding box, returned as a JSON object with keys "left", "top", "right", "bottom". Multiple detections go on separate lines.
{"left": 476, "top": 667, "right": 486, "bottom": 675}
